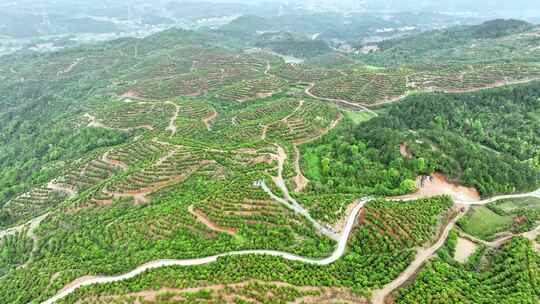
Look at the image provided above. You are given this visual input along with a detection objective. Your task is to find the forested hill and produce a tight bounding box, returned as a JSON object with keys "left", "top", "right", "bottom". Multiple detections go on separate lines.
{"left": 361, "top": 19, "right": 539, "bottom": 66}
{"left": 356, "top": 81, "right": 540, "bottom": 196}
{"left": 377, "top": 19, "right": 533, "bottom": 51}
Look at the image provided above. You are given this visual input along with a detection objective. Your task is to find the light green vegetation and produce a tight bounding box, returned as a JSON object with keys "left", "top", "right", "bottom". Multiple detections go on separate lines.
{"left": 344, "top": 110, "right": 377, "bottom": 125}
{"left": 396, "top": 237, "right": 540, "bottom": 303}
{"left": 1, "top": 18, "right": 540, "bottom": 304}
{"left": 493, "top": 197, "right": 540, "bottom": 213}
{"left": 458, "top": 206, "right": 514, "bottom": 240}
{"left": 0, "top": 230, "right": 33, "bottom": 275}
{"left": 57, "top": 197, "right": 453, "bottom": 304}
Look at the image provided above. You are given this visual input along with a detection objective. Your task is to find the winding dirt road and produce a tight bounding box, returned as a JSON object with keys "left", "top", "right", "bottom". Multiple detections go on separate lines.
{"left": 32, "top": 137, "right": 540, "bottom": 304}
{"left": 305, "top": 83, "right": 378, "bottom": 116}
{"left": 371, "top": 208, "right": 467, "bottom": 304}
{"left": 41, "top": 198, "right": 369, "bottom": 304}
{"left": 0, "top": 213, "right": 49, "bottom": 240}
{"left": 462, "top": 189, "right": 540, "bottom": 205}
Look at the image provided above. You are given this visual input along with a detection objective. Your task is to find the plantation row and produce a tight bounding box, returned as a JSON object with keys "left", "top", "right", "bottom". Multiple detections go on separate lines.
{"left": 273, "top": 63, "right": 345, "bottom": 83}
{"left": 92, "top": 102, "right": 175, "bottom": 132}
{"left": 311, "top": 70, "right": 408, "bottom": 105}
{"left": 0, "top": 187, "right": 66, "bottom": 229}
{"left": 266, "top": 100, "right": 341, "bottom": 144}
{"left": 409, "top": 63, "right": 540, "bottom": 92}
{"left": 0, "top": 229, "right": 33, "bottom": 276}
{"left": 107, "top": 140, "right": 170, "bottom": 167}
{"left": 73, "top": 281, "right": 330, "bottom": 304}
{"left": 117, "top": 48, "right": 272, "bottom": 100}
{"left": 396, "top": 237, "right": 540, "bottom": 303}
{"left": 215, "top": 76, "right": 288, "bottom": 102}
{"left": 102, "top": 147, "right": 208, "bottom": 204}
{"left": 171, "top": 99, "right": 217, "bottom": 138}
{"left": 50, "top": 197, "right": 452, "bottom": 304}
{"left": 56, "top": 159, "right": 121, "bottom": 193}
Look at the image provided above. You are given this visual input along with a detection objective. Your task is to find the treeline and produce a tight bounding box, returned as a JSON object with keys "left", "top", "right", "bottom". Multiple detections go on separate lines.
{"left": 300, "top": 119, "right": 418, "bottom": 197}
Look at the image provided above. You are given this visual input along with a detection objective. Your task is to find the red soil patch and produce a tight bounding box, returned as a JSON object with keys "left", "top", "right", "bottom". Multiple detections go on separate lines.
{"left": 399, "top": 142, "right": 412, "bottom": 159}
{"left": 396, "top": 173, "right": 480, "bottom": 203}
{"left": 188, "top": 206, "right": 238, "bottom": 237}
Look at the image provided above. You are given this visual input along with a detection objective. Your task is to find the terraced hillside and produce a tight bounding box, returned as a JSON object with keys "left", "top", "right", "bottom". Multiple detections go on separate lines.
{"left": 1, "top": 19, "right": 540, "bottom": 304}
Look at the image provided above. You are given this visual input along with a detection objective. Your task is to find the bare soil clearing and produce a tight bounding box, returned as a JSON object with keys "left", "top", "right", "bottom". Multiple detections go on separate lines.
{"left": 119, "top": 90, "right": 147, "bottom": 101}
{"left": 293, "top": 145, "right": 309, "bottom": 192}
{"left": 165, "top": 101, "right": 180, "bottom": 136}
{"left": 399, "top": 142, "right": 412, "bottom": 159}
{"left": 395, "top": 173, "right": 480, "bottom": 203}
{"left": 454, "top": 237, "right": 478, "bottom": 263}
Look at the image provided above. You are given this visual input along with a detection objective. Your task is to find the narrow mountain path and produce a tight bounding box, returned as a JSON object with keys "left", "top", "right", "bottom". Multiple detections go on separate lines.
{"left": 370, "top": 206, "right": 468, "bottom": 304}
{"left": 292, "top": 145, "right": 309, "bottom": 192}
{"left": 165, "top": 101, "right": 180, "bottom": 136}
{"left": 0, "top": 213, "right": 49, "bottom": 240}
{"left": 461, "top": 222, "right": 540, "bottom": 249}
{"left": 461, "top": 189, "right": 540, "bottom": 205}
{"left": 188, "top": 206, "right": 238, "bottom": 238}
{"left": 262, "top": 144, "right": 340, "bottom": 240}
{"left": 305, "top": 83, "right": 378, "bottom": 116}
{"left": 202, "top": 109, "right": 218, "bottom": 131}
{"left": 306, "top": 78, "right": 540, "bottom": 113}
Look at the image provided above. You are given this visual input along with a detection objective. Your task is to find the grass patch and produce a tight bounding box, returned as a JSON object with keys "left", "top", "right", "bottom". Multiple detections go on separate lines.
{"left": 344, "top": 110, "right": 377, "bottom": 125}
{"left": 302, "top": 149, "right": 321, "bottom": 181}
{"left": 492, "top": 196, "right": 540, "bottom": 213}
{"left": 458, "top": 206, "right": 513, "bottom": 240}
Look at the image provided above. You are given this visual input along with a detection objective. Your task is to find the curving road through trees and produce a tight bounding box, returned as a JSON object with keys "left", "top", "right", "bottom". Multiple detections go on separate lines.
{"left": 41, "top": 197, "right": 370, "bottom": 304}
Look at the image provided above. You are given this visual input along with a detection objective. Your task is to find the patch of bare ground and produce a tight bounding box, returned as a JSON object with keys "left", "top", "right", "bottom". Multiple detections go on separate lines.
{"left": 399, "top": 142, "right": 412, "bottom": 159}
{"left": 293, "top": 145, "right": 309, "bottom": 192}
{"left": 83, "top": 113, "right": 154, "bottom": 132}
{"left": 57, "top": 57, "right": 84, "bottom": 77}
{"left": 260, "top": 124, "right": 269, "bottom": 140}
{"left": 188, "top": 206, "right": 238, "bottom": 237}
{"left": 332, "top": 201, "right": 358, "bottom": 233}
{"left": 83, "top": 113, "right": 105, "bottom": 128}
{"left": 119, "top": 90, "right": 147, "bottom": 101}
{"left": 248, "top": 154, "right": 274, "bottom": 165}
{"left": 454, "top": 237, "right": 478, "bottom": 263}
{"left": 165, "top": 101, "right": 180, "bottom": 136}
{"left": 202, "top": 109, "right": 218, "bottom": 131}
{"left": 394, "top": 172, "right": 480, "bottom": 203}
{"left": 47, "top": 181, "right": 77, "bottom": 198}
